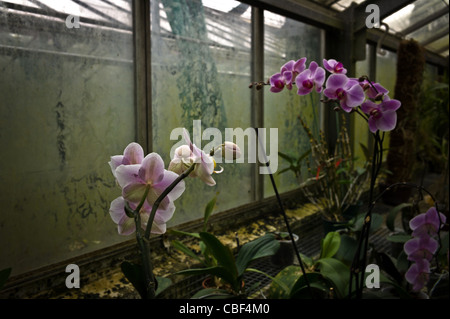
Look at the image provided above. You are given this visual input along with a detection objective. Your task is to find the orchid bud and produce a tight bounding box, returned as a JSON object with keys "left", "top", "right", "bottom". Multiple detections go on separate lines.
{"left": 222, "top": 142, "right": 241, "bottom": 160}
{"left": 168, "top": 145, "right": 193, "bottom": 174}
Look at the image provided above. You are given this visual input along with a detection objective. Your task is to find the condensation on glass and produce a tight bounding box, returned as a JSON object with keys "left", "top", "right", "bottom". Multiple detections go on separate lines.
{"left": 150, "top": 0, "right": 253, "bottom": 226}
{"left": 0, "top": 0, "right": 135, "bottom": 276}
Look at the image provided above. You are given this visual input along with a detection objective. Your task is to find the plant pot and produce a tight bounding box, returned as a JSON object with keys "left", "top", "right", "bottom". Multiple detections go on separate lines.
{"left": 271, "top": 232, "right": 299, "bottom": 267}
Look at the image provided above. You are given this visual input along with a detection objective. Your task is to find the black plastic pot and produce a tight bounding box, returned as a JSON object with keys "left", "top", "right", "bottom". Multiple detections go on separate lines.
{"left": 271, "top": 232, "right": 299, "bottom": 268}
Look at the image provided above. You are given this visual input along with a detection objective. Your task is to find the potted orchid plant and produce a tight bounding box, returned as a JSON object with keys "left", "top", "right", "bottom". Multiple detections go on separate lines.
{"left": 107, "top": 128, "right": 240, "bottom": 299}
{"left": 250, "top": 56, "right": 449, "bottom": 299}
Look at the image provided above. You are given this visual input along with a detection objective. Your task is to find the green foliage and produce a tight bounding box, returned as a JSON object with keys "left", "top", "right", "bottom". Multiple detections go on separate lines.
{"left": 176, "top": 233, "right": 280, "bottom": 298}
{"left": 279, "top": 114, "right": 371, "bottom": 222}
{"left": 120, "top": 262, "right": 171, "bottom": 299}
{"left": 267, "top": 231, "right": 352, "bottom": 299}
{"left": 170, "top": 195, "right": 218, "bottom": 268}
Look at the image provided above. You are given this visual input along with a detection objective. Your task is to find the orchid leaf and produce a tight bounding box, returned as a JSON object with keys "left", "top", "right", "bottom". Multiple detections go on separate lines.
{"left": 386, "top": 203, "right": 412, "bottom": 232}
{"left": 319, "top": 231, "right": 341, "bottom": 259}
{"left": 171, "top": 240, "right": 204, "bottom": 265}
{"left": 235, "top": 233, "right": 279, "bottom": 277}
{"left": 203, "top": 195, "right": 217, "bottom": 232}
{"left": 169, "top": 229, "right": 200, "bottom": 239}
{"left": 374, "top": 250, "right": 403, "bottom": 284}
{"left": 290, "top": 272, "right": 334, "bottom": 299}
{"left": 199, "top": 232, "right": 238, "bottom": 280}
{"left": 191, "top": 288, "right": 235, "bottom": 299}
{"left": 315, "top": 258, "right": 350, "bottom": 298}
{"left": 121, "top": 261, "right": 147, "bottom": 299}
{"left": 155, "top": 276, "right": 172, "bottom": 296}
{"left": 386, "top": 233, "right": 411, "bottom": 243}
{"left": 176, "top": 266, "right": 237, "bottom": 290}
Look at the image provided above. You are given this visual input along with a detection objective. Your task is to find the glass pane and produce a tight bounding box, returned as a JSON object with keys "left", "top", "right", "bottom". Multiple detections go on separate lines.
{"left": 330, "top": 0, "right": 366, "bottom": 11}
{"left": 407, "top": 14, "right": 449, "bottom": 43}
{"left": 151, "top": 0, "right": 253, "bottom": 226}
{"left": 384, "top": 0, "right": 449, "bottom": 34}
{"left": 263, "top": 11, "right": 323, "bottom": 197}
{"left": 0, "top": 0, "right": 134, "bottom": 276}
{"left": 426, "top": 34, "right": 449, "bottom": 53}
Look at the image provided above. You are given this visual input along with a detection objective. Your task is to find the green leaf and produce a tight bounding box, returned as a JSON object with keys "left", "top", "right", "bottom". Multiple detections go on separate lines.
{"left": 277, "top": 167, "right": 294, "bottom": 175}
{"left": 191, "top": 288, "right": 235, "bottom": 299}
{"left": 320, "top": 232, "right": 341, "bottom": 259}
{"left": 203, "top": 195, "right": 217, "bottom": 232}
{"left": 315, "top": 258, "right": 350, "bottom": 298}
{"left": 176, "top": 266, "right": 237, "bottom": 290}
{"left": 0, "top": 268, "right": 12, "bottom": 290}
{"left": 267, "top": 265, "right": 303, "bottom": 299}
{"left": 246, "top": 268, "right": 291, "bottom": 295}
{"left": 121, "top": 261, "right": 147, "bottom": 299}
{"left": 155, "top": 276, "right": 172, "bottom": 297}
{"left": 168, "top": 229, "right": 200, "bottom": 239}
{"left": 171, "top": 240, "right": 204, "bottom": 265}
{"left": 386, "top": 203, "right": 412, "bottom": 232}
{"left": 290, "top": 273, "right": 334, "bottom": 299}
{"left": 235, "top": 233, "right": 280, "bottom": 277}
{"left": 199, "top": 232, "right": 238, "bottom": 281}
{"left": 334, "top": 234, "right": 358, "bottom": 266}
{"left": 296, "top": 149, "right": 312, "bottom": 165}
{"left": 386, "top": 233, "right": 411, "bottom": 243}
{"left": 278, "top": 152, "right": 295, "bottom": 164}
{"left": 351, "top": 213, "right": 383, "bottom": 233}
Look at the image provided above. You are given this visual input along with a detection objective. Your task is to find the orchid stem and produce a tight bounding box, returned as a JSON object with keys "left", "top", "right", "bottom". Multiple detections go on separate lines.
{"left": 253, "top": 127, "right": 313, "bottom": 298}
{"left": 132, "top": 163, "right": 196, "bottom": 299}
{"left": 144, "top": 163, "right": 196, "bottom": 240}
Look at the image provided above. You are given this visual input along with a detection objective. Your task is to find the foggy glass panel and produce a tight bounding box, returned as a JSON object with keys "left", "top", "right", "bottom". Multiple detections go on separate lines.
{"left": 0, "top": 1, "right": 134, "bottom": 276}
{"left": 384, "top": 0, "right": 449, "bottom": 34}
{"left": 151, "top": 0, "right": 253, "bottom": 226}
{"left": 263, "top": 12, "right": 323, "bottom": 197}
{"left": 407, "top": 14, "right": 449, "bottom": 43}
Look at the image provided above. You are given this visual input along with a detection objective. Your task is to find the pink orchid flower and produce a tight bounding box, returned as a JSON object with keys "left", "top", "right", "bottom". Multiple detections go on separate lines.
{"left": 115, "top": 152, "right": 185, "bottom": 210}
{"left": 404, "top": 236, "right": 439, "bottom": 262}
{"left": 323, "top": 59, "right": 347, "bottom": 74}
{"left": 295, "top": 61, "right": 325, "bottom": 96}
{"left": 354, "top": 78, "right": 389, "bottom": 100}
{"left": 360, "top": 97, "right": 401, "bottom": 133}
{"left": 409, "top": 206, "right": 447, "bottom": 238}
{"left": 405, "top": 259, "right": 430, "bottom": 292}
{"left": 169, "top": 129, "right": 219, "bottom": 186}
{"left": 323, "top": 74, "right": 365, "bottom": 112}
{"left": 269, "top": 58, "right": 307, "bottom": 93}
{"left": 109, "top": 196, "right": 175, "bottom": 235}
{"left": 109, "top": 142, "right": 144, "bottom": 177}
